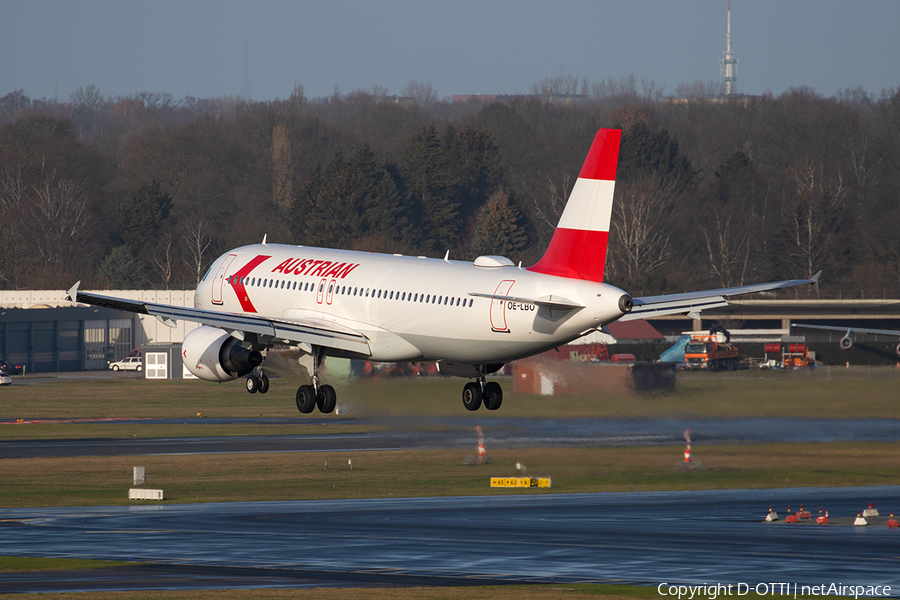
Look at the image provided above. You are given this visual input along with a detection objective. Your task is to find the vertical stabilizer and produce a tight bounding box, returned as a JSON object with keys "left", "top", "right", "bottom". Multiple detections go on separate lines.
{"left": 527, "top": 128, "right": 620, "bottom": 282}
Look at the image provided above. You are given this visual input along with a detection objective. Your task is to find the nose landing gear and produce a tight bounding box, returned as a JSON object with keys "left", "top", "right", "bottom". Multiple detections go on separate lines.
{"left": 245, "top": 368, "right": 269, "bottom": 394}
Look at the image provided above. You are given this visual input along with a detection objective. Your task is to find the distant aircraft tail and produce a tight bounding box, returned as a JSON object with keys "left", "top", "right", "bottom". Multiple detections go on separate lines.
{"left": 527, "top": 128, "right": 620, "bottom": 283}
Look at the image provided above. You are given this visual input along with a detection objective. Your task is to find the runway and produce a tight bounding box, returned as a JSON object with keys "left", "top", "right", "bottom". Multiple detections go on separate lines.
{"left": 1, "top": 486, "right": 899, "bottom": 593}
{"left": 2, "top": 416, "right": 900, "bottom": 458}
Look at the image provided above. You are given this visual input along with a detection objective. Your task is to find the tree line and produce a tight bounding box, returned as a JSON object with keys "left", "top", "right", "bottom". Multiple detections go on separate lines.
{"left": 1, "top": 80, "right": 899, "bottom": 298}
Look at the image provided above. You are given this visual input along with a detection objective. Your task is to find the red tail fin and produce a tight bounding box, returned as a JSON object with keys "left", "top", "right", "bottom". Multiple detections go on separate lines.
{"left": 527, "top": 128, "right": 620, "bottom": 282}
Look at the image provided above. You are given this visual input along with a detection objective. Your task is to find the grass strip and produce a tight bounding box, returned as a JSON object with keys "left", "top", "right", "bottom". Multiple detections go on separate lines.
{"left": 0, "top": 442, "right": 897, "bottom": 508}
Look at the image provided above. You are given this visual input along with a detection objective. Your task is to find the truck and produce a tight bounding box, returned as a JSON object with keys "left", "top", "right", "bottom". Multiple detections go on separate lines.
{"left": 684, "top": 330, "right": 740, "bottom": 371}
{"left": 762, "top": 342, "right": 814, "bottom": 369}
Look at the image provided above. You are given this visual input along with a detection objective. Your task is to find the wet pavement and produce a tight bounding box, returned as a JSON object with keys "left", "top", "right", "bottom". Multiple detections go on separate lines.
{"left": 2, "top": 416, "right": 898, "bottom": 459}
{"left": 1, "top": 486, "right": 898, "bottom": 593}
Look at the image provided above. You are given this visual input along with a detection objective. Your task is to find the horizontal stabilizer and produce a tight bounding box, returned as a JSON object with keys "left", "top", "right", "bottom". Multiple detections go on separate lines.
{"left": 467, "top": 292, "right": 584, "bottom": 310}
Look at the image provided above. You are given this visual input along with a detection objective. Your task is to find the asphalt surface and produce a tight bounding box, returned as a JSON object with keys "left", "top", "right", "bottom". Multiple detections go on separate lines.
{"left": 2, "top": 416, "right": 900, "bottom": 458}
{"left": 1, "top": 486, "right": 899, "bottom": 593}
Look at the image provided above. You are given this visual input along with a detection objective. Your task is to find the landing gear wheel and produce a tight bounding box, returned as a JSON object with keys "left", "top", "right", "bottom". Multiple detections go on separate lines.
{"left": 246, "top": 375, "right": 259, "bottom": 394}
{"left": 462, "top": 382, "right": 483, "bottom": 411}
{"left": 296, "top": 385, "right": 316, "bottom": 413}
{"left": 317, "top": 384, "right": 337, "bottom": 413}
{"left": 258, "top": 374, "right": 269, "bottom": 394}
{"left": 483, "top": 381, "right": 503, "bottom": 410}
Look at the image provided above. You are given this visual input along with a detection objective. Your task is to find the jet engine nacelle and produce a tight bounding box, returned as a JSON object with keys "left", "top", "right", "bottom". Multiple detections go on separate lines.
{"left": 182, "top": 326, "right": 262, "bottom": 382}
{"left": 839, "top": 336, "right": 853, "bottom": 350}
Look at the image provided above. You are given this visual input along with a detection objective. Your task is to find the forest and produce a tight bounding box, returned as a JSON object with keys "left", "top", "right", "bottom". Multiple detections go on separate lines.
{"left": 1, "top": 79, "right": 899, "bottom": 299}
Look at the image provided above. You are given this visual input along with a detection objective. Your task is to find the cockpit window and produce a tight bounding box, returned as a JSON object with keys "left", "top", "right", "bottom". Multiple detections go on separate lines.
{"left": 200, "top": 266, "right": 212, "bottom": 282}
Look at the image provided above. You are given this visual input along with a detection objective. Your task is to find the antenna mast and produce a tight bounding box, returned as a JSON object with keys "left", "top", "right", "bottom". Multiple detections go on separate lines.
{"left": 242, "top": 40, "right": 250, "bottom": 101}
{"left": 720, "top": 0, "right": 739, "bottom": 95}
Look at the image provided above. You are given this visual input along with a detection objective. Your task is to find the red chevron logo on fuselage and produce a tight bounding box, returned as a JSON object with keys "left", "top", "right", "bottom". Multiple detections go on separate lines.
{"left": 227, "top": 255, "right": 271, "bottom": 313}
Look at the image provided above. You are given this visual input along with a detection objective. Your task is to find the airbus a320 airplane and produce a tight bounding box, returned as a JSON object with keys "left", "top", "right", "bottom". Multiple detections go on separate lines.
{"left": 67, "top": 129, "right": 820, "bottom": 413}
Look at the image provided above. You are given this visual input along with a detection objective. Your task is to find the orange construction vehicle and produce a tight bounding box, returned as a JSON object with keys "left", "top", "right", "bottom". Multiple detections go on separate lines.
{"left": 684, "top": 330, "right": 740, "bottom": 371}
{"left": 764, "top": 342, "right": 814, "bottom": 369}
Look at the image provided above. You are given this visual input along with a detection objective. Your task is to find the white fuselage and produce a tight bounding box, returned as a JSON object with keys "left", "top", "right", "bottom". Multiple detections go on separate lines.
{"left": 194, "top": 243, "right": 629, "bottom": 364}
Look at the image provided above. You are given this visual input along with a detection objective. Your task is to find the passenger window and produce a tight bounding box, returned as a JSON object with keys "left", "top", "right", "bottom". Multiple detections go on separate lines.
{"left": 389, "top": 291, "right": 394, "bottom": 300}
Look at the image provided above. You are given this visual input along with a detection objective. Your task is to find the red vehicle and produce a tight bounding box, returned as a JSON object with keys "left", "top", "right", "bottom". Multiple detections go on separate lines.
{"left": 684, "top": 332, "right": 739, "bottom": 371}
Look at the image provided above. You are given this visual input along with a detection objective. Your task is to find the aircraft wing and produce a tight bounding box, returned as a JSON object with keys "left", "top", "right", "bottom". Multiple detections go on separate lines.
{"left": 619, "top": 271, "right": 822, "bottom": 322}
{"left": 66, "top": 283, "right": 371, "bottom": 355}
{"left": 792, "top": 323, "right": 900, "bottom": 338}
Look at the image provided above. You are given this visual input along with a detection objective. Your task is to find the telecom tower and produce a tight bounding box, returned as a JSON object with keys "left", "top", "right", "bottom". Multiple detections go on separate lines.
{"left": 242, "top": 40, "right": 250, "bottom": 101}
{"left": 720, "top": 0, "right": 738, "bottom": 95}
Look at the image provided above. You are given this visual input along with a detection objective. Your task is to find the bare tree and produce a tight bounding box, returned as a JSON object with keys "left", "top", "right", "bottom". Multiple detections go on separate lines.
{"left": 403, "top": 80, "right": 437, "bottom": 104}
{"left": 30, "top": 163, "right": 92, "bottom": 271}
{"left": 698, "top": 203, "right": 755, "bottom": 287}
{"left": 150, "top": 232, "right": 176, "bottom": 290}
{"left": 787, "top": 160, "right": 847, "bottom": 278}
{"left": 532, "top": 173, "right": 573, "bottom": 231}
{"left": 183, "top": 219, "right": 213, "bottom": 285}
{"left": 606, "top": 177, "right": 677, "bottom": 285}
{"left": 0, "top": 164, "right": 27, "bottom": 212}
{"left": 270, "top": 123, "right": 293, "bottom": 212}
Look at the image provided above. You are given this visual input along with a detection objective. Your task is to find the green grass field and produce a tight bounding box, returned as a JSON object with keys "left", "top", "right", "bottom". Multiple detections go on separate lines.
{"left": 1, "top": 369, "right": 897, "bottom": 597}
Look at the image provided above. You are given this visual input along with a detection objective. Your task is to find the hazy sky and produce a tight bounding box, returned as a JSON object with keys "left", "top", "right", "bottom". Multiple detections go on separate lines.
{"left": 3, "top": 0, "right": 899, "bottom": 102}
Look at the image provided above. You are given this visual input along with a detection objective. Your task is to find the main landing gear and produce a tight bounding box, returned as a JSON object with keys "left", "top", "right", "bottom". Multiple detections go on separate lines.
{"left": 462, "top": 366, "right": 502, "bottom": 411}
{"left": 295, "top": 347, "right": 337, "bottom": 415}
{"left": 245, "top": 368, "right": 269, "bottom": 394}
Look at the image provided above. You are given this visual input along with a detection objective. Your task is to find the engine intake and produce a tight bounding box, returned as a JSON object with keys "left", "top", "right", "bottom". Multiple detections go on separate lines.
{"left": 182, "top": 326, "right": 262, "bottom": 382}
{"left": 618, "top": 294, "right": 634, "bottom": 314}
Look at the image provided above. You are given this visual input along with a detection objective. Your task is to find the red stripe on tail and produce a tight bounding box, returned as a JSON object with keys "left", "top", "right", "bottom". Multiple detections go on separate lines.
{"left": 579, "top": 129, "right": 620, "bottom": 181}
{"left": 527, "top": 129, "right": 620, "bottom": 282}
{"left": 529, "top": 229, "right": 609, "bottom": 282}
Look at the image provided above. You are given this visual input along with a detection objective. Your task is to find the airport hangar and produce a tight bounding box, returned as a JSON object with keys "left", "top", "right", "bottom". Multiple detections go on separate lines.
{"left": 2, "top": 288, "right": 900, "bottom": 374}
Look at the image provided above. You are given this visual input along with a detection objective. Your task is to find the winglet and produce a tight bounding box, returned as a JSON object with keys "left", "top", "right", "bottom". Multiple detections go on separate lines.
{"left": 66, "top": 281, "right": 81, "bottom": 304}
{"left": 810, "top": 269, "right": 822, "bottom": 295}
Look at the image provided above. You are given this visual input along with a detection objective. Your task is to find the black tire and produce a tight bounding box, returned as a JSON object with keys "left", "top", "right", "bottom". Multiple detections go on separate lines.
{"left": 317, "top": 384, "right": 337, "bottom": 413}
{"left": 296, "top": 385, "right": 316, "bottom": 413}
{"left": 112, "top": 365, "right": 120, "bottom": 371}
{"left": 462, "top": 382, "right": 482, "bottom": 411}
{"left": 258, "top": 375, "right": 269, "bottom": 394}
{"left": 246, "top": 376, "right": 259, "bottom": 394}
{"left": 136, "top": 365, "right": 143, "bottom": 372}
{"left": 484, "top": 381, "right": 503, "bottom": 410}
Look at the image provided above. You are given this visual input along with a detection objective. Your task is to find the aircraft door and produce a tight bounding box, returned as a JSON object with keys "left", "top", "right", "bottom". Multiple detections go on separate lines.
{"left": 211, "top": 254, "right": 237, "bottom": 305}
{"left": 316, "top": 278, "right": 327, "bottom": 304}
{"left": 326, "top": 279, "right": 336, "bottom": 305}
{"left": 490, "top": 280, "right": 515, "bottom": 333}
